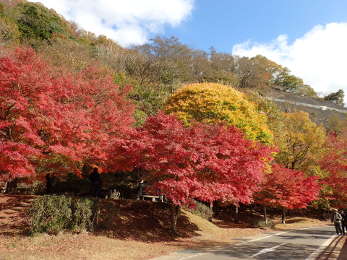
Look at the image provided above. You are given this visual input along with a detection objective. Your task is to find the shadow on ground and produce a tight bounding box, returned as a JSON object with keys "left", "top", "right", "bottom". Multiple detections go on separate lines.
{"left": 0, "top": 194, "right": 35, "bottom": 236}
{"left": 338, "top": 237, "right": 347, "bottom": 260}
{"left": 314, "top": 235, "right": 347, "bottom": 260}
{"left": 160, "top": 240, "right": 325, "bottom": 259}
{"left": 95, "top": 200, "right": 200, "bottom": 242}
{"left": 1, "top": 195, "right": 201, "bottom": 242}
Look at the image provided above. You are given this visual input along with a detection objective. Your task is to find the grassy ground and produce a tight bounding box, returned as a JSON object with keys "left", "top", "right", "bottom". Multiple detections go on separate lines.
{"left": 0, "top": 195, "right": 332, "bottom": 260}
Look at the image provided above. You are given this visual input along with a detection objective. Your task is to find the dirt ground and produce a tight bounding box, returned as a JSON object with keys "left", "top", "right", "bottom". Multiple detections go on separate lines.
{"left": 0, "top": 194, "right": 334, "bottom": 260}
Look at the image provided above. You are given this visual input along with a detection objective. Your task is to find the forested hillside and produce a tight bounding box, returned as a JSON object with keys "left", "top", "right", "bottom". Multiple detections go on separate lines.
{"left": 0, "top": 0, "right": 346, "bottom": 234}
{"left": 1, "top": 1, "right": 344, "bottom": 123}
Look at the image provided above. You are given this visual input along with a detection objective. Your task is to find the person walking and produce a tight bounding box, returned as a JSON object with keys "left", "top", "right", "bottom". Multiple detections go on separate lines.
{"left": 332, "top": 209, "right": 344, "bottom": 235}
{"left": 341, "top": 210, "right": 347, "bottom": 235}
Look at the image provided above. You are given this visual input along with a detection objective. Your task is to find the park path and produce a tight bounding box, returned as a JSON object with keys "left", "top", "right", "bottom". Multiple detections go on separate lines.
{"left": 152, "top": 225, "right": 346, "bottom": 260}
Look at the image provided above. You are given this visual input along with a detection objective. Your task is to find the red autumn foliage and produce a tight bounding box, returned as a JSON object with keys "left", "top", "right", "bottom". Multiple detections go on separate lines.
{"left": 320, "top": 131, "right": 347, "bottom": 207}
{"left": 107, "top": 113, "right": 274, "bottom": 206}
{"left": 255, "top": 164, "right": 319, "bottom": 209}
{"left": 0, "top": 48, "right": 134, "bottom": 181}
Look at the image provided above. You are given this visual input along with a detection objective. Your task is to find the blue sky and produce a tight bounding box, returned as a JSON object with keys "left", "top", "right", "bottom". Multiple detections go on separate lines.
{"left": 163, "top": 0, "right": 347, "bottom": 52}
{"left": 33, "top": 0, "right": 347, "bottom": 98}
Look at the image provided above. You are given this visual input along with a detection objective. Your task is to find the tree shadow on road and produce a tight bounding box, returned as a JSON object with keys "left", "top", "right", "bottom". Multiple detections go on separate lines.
{"left": 313, "top": 235, "right": 347, "bottom": 260}
{"left": 337, "top": 237, "right": 347, "bottom": 260}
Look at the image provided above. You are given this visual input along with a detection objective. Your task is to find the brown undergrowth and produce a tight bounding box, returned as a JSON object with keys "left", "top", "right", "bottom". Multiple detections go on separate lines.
{"left": 94, "top": 199, "right": 200, "bottom": 241}
{"left": 0, "top": 195, "right": 330, "bottom": 260}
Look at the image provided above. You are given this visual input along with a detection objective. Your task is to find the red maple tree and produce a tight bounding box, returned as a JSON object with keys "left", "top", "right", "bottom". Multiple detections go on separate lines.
{"left": 107, "top": 113, "right": 274, "bottom": 231}
{"left": 255, "top": 164, "right": 319, "bottom": 223}
{"left": 0, "top": 48, "right": 134, "bottom": 181}
{"left": 320, "top": 131, "right": 347, "bottom": 208}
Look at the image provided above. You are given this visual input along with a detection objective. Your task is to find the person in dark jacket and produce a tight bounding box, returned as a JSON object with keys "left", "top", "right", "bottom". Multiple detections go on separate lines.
{"left": 137, "top": 180, "right": 144, "bottom": 200}
{"left": 332, "top": 209, "right": 344, "bottom": 235}
{"left": 45, "top": 174, "right": 53, "bottom": 194}
{"left": 89, "top": 168, "right": 102, "bottom": 197}
{"left": 341, "top": 210, "right": 347, "bottom": 235}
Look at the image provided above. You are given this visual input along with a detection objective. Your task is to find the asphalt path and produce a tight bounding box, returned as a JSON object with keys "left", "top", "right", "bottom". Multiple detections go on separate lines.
{"left": 153, "top": 225, "right": 337, "bottom": 260}
{"left": 267, "top": 97, "right": 347, "bottom": 114}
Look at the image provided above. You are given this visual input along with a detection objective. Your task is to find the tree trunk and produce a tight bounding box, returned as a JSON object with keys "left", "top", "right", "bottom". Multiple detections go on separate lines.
{"left": 170, "top": 204, "right": 181, "bottom": 234}
{"left": 235, "top": 205, "right": 239, "bottom": 223}
{"left": 209, "top": 201, "right": 214, "bottom": 222}
{"left": 264, "top": 206, "right": 268, "bottom": 225}
{"left": 281, "top": 208, "right": 286, "bottom": 224}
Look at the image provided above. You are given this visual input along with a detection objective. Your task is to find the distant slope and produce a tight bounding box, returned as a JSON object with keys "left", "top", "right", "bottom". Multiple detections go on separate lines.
{"left": 264, "top": 89, "right": 347, "bottom": 126}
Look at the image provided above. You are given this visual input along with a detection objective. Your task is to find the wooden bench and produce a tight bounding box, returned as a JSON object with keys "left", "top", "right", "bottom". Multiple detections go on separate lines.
{"left": 140, "top": 195, "right": 164, "bottom": 202}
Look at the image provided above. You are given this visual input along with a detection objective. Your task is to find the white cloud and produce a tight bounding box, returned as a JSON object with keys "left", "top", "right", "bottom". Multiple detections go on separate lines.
{"left": 233, "top": 23, "right": 347, "bottom": 98}
{"left": 31, "top": 0, "right": 194, "bottom": 46}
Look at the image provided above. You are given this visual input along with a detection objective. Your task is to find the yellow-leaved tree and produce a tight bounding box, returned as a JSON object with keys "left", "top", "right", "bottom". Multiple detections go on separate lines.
{"left": 275, "top": 111, "right": 326, "bottom": 173}
{"left": 164, "top": 82, "right": 273, "bottom": 143}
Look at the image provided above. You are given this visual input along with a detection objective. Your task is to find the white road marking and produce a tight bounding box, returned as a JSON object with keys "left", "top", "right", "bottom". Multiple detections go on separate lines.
{"left": 236, "top": 231, "right": 288, "bottom": 245}
{"left": 177, "top": 228, "right": 318, "bottom": 259}
{"left": 251, "top": 243, "right": 286, "bottom": 257}
{"left": 153, "top": 226, "right": 333, "bottom": 260}
{"left": 305, "top": 234, "right": 337, "bottom": 260}
{"left": 236, "top": 227, "right": 315, "bottom": 245}
{"left": 177, "top": 253, "right": 206, "bottom": 260}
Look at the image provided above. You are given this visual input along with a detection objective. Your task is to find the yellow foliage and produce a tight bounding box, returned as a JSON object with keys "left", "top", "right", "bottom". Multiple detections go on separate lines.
{"left": 164, "top": 82, "right": 273, "bottom": 143}
{"left": 0, "top": 16, "right": 20, "bottom": 42}
{"left": 275, "top": 111, "right": 326, "bottom": 172}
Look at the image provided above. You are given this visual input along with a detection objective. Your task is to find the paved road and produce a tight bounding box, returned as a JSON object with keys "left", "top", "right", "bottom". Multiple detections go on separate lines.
{"left": 153, "top": 226, "right": 337, "bottom": 260}
{"left": 267, "top": 97, "right": 347, "bottom": 114}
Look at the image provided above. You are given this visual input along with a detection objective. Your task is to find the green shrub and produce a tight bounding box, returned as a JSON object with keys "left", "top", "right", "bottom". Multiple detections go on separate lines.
{"left": 15, "top": 2, "right": 69, "bottom": 43}
{"left": 30, "top": 181, "right": 46, "bottom": 195}
{"left": 251, "top": 219, "right": 274, "bottom": 228}
{"left": 184, "top": 200, "right": 213, "bottom": 220}
{"left": 71, "top": 198, "right": 94, "bottom": 232}
{"left": 29, "top": 195, "right": 72, "bottom": 234}
{"left": 28, "top": 195, "right": 95, "bottom": 235}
